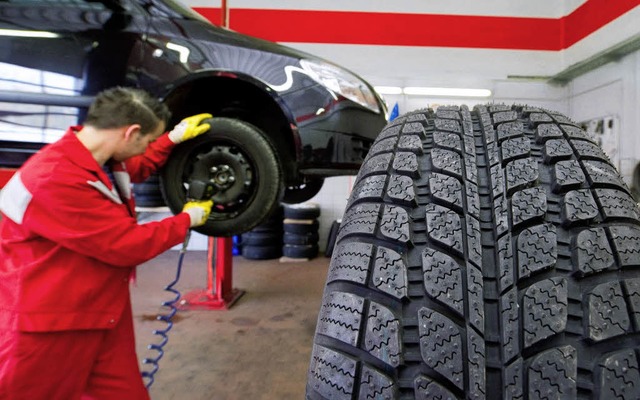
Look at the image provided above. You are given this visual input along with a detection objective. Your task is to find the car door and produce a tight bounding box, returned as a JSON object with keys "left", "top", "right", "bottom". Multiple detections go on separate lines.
{"left": 0, "top": 0, "right": 148, "bottom": 144}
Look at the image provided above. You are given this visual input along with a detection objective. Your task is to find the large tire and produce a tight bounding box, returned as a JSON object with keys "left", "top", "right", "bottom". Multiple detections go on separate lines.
{"left": 306, "top": 105, "right": 640, "bottom": 399}
{"left": 161, "top": 118, "right": 283, "bottom": 237}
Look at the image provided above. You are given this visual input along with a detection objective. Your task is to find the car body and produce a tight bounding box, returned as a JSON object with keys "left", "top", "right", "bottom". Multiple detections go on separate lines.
{"left": 0, "top": 0, "right": 388, "bottom": 235}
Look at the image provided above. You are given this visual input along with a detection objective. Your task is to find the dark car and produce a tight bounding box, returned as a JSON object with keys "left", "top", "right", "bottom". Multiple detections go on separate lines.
{"left": 0, "top": 0, "right": 387, "bottom": 236}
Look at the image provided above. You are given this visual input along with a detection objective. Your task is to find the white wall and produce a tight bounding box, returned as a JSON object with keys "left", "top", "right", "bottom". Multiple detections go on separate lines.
{"left": 567, "top": 48, "right": 640, "bottom": 187}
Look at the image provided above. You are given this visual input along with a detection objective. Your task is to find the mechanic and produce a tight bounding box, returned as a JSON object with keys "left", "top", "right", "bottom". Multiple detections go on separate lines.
{"left": 0, "top": 87, "right": 213, "bottom": 399}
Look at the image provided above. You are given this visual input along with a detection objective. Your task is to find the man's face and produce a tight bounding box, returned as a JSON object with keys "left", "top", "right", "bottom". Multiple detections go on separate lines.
{"left": 114, "top": 122, "right": 166, "bottom": 161}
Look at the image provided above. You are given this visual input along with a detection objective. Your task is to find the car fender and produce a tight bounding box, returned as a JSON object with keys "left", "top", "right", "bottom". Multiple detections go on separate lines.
{"left": 158, "top": 69, "right": 303, "bottom": 166}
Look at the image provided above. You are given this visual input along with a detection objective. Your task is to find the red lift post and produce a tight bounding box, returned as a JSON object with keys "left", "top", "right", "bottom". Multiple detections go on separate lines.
{"left": 176, "top": 1, "right": 243, "bottom": 311}
{"left": 178, "top": 236, "right": 244, "bottom": 310}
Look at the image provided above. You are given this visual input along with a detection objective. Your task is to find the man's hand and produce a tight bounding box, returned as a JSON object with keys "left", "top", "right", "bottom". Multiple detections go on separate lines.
{"left": 168, "top": 113, "right": 213, "bottom": 144}
{"left": 182, "top": 200, "right": 214, "bottom": 227}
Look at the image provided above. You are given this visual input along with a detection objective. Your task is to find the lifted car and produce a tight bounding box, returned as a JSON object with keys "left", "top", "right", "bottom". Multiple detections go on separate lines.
{"left": 0, "top": 0, "right": 387, "bottom": 236}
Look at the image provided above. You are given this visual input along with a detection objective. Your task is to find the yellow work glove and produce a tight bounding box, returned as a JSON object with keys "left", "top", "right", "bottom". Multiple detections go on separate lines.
{"left": 182, "top": 200, "right": 214, "bottom": 227}
{"left": 168, "top": 113, "right": 213, "bottom": 144}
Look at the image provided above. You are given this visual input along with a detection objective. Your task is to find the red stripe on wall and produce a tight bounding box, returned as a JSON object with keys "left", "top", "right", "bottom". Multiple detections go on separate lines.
{"left": 230, "top": 10, "right": 561, "bottom": 50}
{"left": 194, "top": 1, "right": 640, "bottom": 50}
{"left": 564, "top": 0, "right": 639, "bottom": 47}
{"left": 193, "top": 7, "right": 223, "bottom": 27}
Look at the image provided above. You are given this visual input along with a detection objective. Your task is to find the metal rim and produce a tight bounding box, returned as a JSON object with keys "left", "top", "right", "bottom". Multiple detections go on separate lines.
{"left": 182, "top": 142, "right": 256, "bottom": 220}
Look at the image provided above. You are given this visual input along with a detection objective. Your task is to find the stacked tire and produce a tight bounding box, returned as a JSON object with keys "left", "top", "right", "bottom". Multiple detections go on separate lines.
{"left": 240, "top": 205, "right": 283, "bottom": 260}
{"left": 283, "top": 203, "right": 320, "bottom": 259}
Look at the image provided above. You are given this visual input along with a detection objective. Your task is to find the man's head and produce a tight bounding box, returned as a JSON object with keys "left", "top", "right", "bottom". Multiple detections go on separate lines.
{"left": 83, "top": 87, "right": 171, "bottom": 161}
{"left": 85, "top": 87, "right": 171, "bottom": 134}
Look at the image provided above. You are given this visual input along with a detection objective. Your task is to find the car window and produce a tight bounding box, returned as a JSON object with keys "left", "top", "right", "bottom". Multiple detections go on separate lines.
{"left": 0, "top": 0, "right": 142, "bottom": 143}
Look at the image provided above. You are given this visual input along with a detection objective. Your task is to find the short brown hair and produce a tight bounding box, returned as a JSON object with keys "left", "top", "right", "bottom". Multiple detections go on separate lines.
{"left": 84, "top": 87, "right": 171, "bottom": 134}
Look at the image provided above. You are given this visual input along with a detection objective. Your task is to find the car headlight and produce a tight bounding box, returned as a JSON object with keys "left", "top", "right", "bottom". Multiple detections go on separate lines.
{"left": 300, "top": 59, "right": 381, "bottom": 114}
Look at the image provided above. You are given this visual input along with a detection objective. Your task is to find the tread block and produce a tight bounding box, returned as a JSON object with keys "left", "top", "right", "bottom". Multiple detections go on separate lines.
{"left": 435, "top": 109, "right": 461, "bottom": 120}
{"left": 467, "top": 265, "right": 485, "bottom": 332}
{"left": 337, "top": 203, "right": 379, "bottom": 242}
{"left": 506, "top": 158, "right": 539, "bottom": 194}
{"left": 380, "top": 205, "right": 410, "bottom": 243}
{"left": 598, "top": 349, "right": 640, "bottom": 399}
{"left": 595, "top": 189, "right": 640, "bottom": 220}
{"left": 623, "top": 279, "right": 640, "bottom": 331}
{"left": 529, "top": 112, "right": 553, "bottom": 124}
{"left": 561, "top": 124, "right": 591, "bottom": 141}
{"left": 402, "top": 121, "right": 427, "bottom": 139}
{"left": 494, "top": 194, "right": 510, "bottom": 236}
{"left": 584, "top": 160, "right": 627, "bottom": 188}
{"left": 573, "top": 228, "right": 615, "bottom": 276}
{"left": 414, "top": 375, "right": 458, "bottom": 400}
{"left": 553, "top": 160, "right": 585, "bottom": 192}
{"left": 609, "top": 226, "right": 640, "bottom": 267}
{"left": 373, "top": 246, "right": 408, "bottom": 299}
{"left": 493, "top": 111, "right": 518, "bottom": 123}
{"left": 501, "top": 136, "right": 531, "bottom": 163}
{"left": 359, "top": 365, "right": 397, "bottom": 399}
{"left": 504, "top": 359, "right": 524, "bottom": 399}
{"left": 523, "top": 278, "right": 568, "bottom": 347}
{"left": 501, "top": 289, "right": 520, "bottom": 361}
{"left": 317, "top": 291, "right": 364, "bottom": 346}
{"left": 359, "top": 153, "right": 392, "bottom": 178}
{"left": 587, "top": 281, "right": 630, "bottom": 342}
{"left": 425, "top": 203, "right": 463, "bottom": 256}
{"left": 498, "top": 234, "right": 515, "bottom": 292}
{"left": 327, "top": 242, "right": 373, "bottom": 284}
{"left": 535, "top": 123, "right": 563, "bottom": 143}
{"left": 528, "top": 346, "right": 577, "bottom": 399}
{"left": 398, "top": 134, "right": 423, "bottom": 154}
{"left": 434, "top": 119, "right": 462, "bottom": 134}
{"left": 497, "top": 121, "right": 524, "bottom": 143}
{"left": 378, "top": 124, "right": 402, "bottom": 140}
{"left": 467, "top": 328, "right": 486, "bottom": 399}
{"left": 572, "top": 139, "right": 608, "bottom": 160}
{"left": 417, "top": 307, "right": 464, "bottom": 389}
{"left": 307, "top": 345, "right": 356, "bottom": 398}
{"left": 434, "top": 131, "right": 462, "bottom": 152}
{"left": 563, "top": 189, "right": 599, "bottom": 224}
{"left": 392, "top": 151, "right": 420, "bottom": 177}
{"left": 431, "top": 148, "right": 463, "bottom": 177}
{"left": 422, "top": 247, "right": 464, "bottom": 315}
{"left": 368, "top": 136, "right": 398, "bottom": 155}
{"left": 364, "top": 301, "right": 402, "bottom": 367}
{"left": 512, "top": 187, "right": 547, "bottom": 228}
{"left": 466, "top": 182, "right": 481, "bottom": 219}
{"left": 348, "top": 175, "right": 386, "bottom": 206}
{"left": 430, "top": 173, "right": 462, "bottom": 209}
{"left": 543, "top": 139, "right": 574, "bottom": 162}
{"left": 518, "top": 224, "right": 557, "bottom": 280}
{"left": 387, "top": 174, "right": 416, "bottom": 205}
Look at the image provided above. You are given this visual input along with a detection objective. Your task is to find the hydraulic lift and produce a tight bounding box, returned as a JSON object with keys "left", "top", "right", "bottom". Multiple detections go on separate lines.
{"left": 179, "top": 235, "right": 244, "bottom": 310}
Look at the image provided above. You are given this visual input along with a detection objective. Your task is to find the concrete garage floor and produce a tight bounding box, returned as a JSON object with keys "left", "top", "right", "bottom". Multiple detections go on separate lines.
{"left": 131, "top": 250, "right": 329, "bottom": 400}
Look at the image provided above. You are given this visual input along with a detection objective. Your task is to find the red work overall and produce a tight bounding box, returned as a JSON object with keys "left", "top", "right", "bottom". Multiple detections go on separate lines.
{"left": 0, "top": 128, "right": 190, "bottom": 399}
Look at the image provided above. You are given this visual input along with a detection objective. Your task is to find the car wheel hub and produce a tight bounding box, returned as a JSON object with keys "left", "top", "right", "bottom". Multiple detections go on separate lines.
{"left": 188, "top": 145, "right": 254, "bottom": 216}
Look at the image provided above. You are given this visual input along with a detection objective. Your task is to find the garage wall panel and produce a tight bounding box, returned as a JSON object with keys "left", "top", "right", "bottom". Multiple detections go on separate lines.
{"left": 568, "top": 48, "right": 640, "bottom": 188}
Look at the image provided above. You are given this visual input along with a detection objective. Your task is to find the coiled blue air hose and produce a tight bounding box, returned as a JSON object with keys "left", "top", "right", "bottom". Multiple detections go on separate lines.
{"left": 141, "top": 231, "right": 190, "bottom": 389}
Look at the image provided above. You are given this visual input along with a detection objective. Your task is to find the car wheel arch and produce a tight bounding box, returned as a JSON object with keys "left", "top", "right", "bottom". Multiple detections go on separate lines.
{"left": 159, "top": 71, "right": 301, "bottom": 182}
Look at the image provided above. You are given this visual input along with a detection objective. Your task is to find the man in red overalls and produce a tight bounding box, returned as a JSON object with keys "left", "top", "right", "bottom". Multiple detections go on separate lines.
{"left": 0, "top": 87, "right": 214, "bottom": 399}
